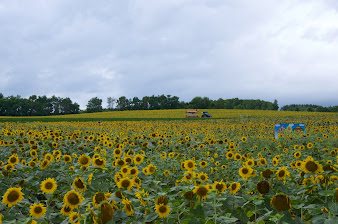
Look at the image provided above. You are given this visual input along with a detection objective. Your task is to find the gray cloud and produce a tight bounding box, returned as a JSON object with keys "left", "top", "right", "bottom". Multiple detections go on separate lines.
{"left": 1, "top": 0, "right": 338, "bottom": 109}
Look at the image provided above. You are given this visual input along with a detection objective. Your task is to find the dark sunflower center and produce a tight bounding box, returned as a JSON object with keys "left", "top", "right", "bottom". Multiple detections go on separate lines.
{"left": 95, "top": 159, "right": 103, "bottom": 165}
{"left": 262, "top": 169, "right": 273, "bottom": 178}
{"left": 242, "top": 168, "right": 249, "bottom": 174}
{"left": 117, "top": 160, "right": 124, "bottom": 166}
{"left": 216, "top": 183, "right": 224, "bottom": 191}
{"left": 7, "top": 191, "right": 19, "bottom": 202}
{"left": 68, "top": 193, "right": 80, "bottom": 205}
{"left": 187, "top": 162, "right": 194, "bottom": 168}
{"left": 130, "top": 169, "right": 136, "bottom": 175}
{"left": 305, "top": 161, "right": 318, "bottom": 172}
{"left": 197, "top": 187, "right": 208, "bottom": 196}
{"left": 122, "top": 168, "right": 128, "bottom": 173}
{"left": 65, "top": 156, "right": 70, "bottom": 161}
{"left": 75, "top": 179, "right": 85, "bottom": 189}
{"left": 136, "top": 157, "right": 141, "bottom": 162}
{"left": 80, "top": 157, "right": 88, "bottom": 164}
{"left": 257, "top": 181, "right": 270, "bottom": 194}
{"left": 34, "top": 206, "right": 42, "bottom": 213}
{"left": 149, "top": 167, "right": 155, "bottom": 172}
{"left": 231, "top": 184, "right": 237, "bottom": 190}
{"left": 64, "top": 206, "right": 71, "bottom": 212}
{"left": 10, "top": 157, "right": 17, "bottom": 163}
{"left": 121, "top": 180, "right": 130, "bottom": 188}
{"left": 272, "top": 195, "right": 291, "bottom": 211}
{"left": 201, "top": 162, "right": 206, "bottom": 166}
{"left": 45, "top": 182, "right": 53, "bottom": 190}
{"left": 95, "top": 193, "right": 105, "bottom": 204}
{"left": 278, "top": 170, "right": 285, "bottom": 177}
{"left": 200, "top": 175, "right": 206, "bottom": 180}
{"left": 159, "top": 205, "right": 167, "bottom": 213}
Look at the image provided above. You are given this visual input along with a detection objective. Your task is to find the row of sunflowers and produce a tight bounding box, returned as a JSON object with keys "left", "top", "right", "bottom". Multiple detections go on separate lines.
{"left": 0, "top": 111, "right": 338, "bottom": 223}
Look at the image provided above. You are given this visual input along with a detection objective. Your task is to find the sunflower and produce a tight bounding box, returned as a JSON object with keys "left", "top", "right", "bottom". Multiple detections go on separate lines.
{"left": 72, "top": 177, "right": 87, "bottom": 192}
{"left": 193, "top": 185, "right": 209, "bottom": 201}
{"left": 257, "top": 181, "right": 270, "bottom": 194}
{"left": 229, "top": 182, "right": 241, "bottom": 194}
{"left": 78, "top": 154, "right": 91, "bottom": 167}
{"left": 129, "top": 167, "right": 139, "bottom": 177}
{"left": 93, "top": 192, "right": 107, "bottom": 209}
{"left": 226, "top": 152, "right": 234, "bottom": 159}
{"left": 8, "top": 155, "right": 19, "bottom": 165}
{"left": 69, "top": 212, "right": 81, "bottom": 224}
{"left": 155, "top": 203, "right": 170, "bottom": 218}
{"left": 100, "top": 202, "right": 114, "bottom": 224}
{"left": 307, "top": 143, "right": 313, "bottom": 149}
{"left": 276, "top": 166, "right": 290, "bottom": 184}
{"left": 271, "top": 194, "right": 292, "bottom": 212}
{"left": 40, "top": 159, "right": 50, "bottom": 170}
{"left": 113, "top": 148, "right": 122, "bottom": 158}
{"left": 117, "top": 177, "right": 134, "bottom": 191}
{"left": 116, "top": 158, "right": 126, "bottom": 167}
{"left": 294, "top": 151, "right": 301, "bottom": 159}
{"left": 261, "top": 169, "right": 273, "bottom": 179}
{"left": 29, "top": 203, "right": 46, "bottom": 218}
{"left": 133, "top": 154, "right": 144, "bottom": 165}
{"left": 120, "top": 166, "right": 130, "bottom": 176}
{"left": 63, "top": 155, "right": 72, "bottom": 163}
{"left": 213, "top": 180, "right": 226, "bottom": 193}
{"left": 239, "top": 166, "right": 253, "bottom": 181}
{"left": 44, "top": 153, "right": 54, "bottom": 162}
{"left": 93, "top": 157, "right": 106, "bottom": 168}
{"left": 2, "top": 187, "right": 24, "bottom": 207}
{"left": 60, "top": 205, "right": 73, "bottom": 216}
{"left": 40, "top": 178, "right": 57, "bottom": 194}
{"left": 259, "top": 158, "right": 267, "bottom": 166}
{"left": 302, "top": 156, "right": 323, "bottom": 174}
{"left": 63, "top": 190, "right": 84, "bottom": 209}
{"left": 147, "top": 164, "right": 157, "bottom": 174}
{"left": 28, "top": 160, "right": 36, "bottom": 167}
{"left": 272, "top": 158, "right": 278, "bottom": 167}
{"left": 234, "top": 153, "right": 242, "bottom": 161}
{"left": 198, "top": 172, "right": 208, "bottom": 183}
{"left": 122, "top": 198, "right": 134, "bottom": 216}
{"left": 199, "top": 161, "right": 208, "bottom": 168}
{"left": 184, "top": 159, "right": 196, "bottom": 171}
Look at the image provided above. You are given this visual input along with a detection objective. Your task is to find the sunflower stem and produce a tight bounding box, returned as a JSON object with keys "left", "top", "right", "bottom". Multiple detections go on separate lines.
{"left": 213, "top": 192, "right": 217, "bottom": 224}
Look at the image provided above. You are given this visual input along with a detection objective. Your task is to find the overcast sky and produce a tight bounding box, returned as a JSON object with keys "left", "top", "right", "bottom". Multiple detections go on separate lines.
{"left": 1, "top": 0, "right": 338, "bottom": 109}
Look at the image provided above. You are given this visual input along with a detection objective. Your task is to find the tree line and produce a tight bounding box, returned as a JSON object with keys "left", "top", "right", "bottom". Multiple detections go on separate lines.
{"left": 280, "top": 104, "right": 338, "bottom": 112}
{"left": 87, "top": 95, "right": 279, "bottom": 112}
{"left": 0, "top": 94, "right": 80, "bottom": 116}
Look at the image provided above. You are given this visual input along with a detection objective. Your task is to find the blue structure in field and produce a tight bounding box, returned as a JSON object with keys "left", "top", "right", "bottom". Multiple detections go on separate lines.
{"left": 275, "top": 123, "right": 305, "bottom": 139}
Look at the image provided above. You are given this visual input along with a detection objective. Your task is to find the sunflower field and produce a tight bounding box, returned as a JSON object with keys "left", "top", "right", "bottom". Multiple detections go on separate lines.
{"left": 0, "top": 110, "right": 338, "bottom": 224}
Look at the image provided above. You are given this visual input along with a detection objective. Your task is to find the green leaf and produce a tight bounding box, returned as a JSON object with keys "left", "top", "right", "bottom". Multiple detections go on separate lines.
{"left": 324, "top": 217, "right": 338, "bottom": 224}
{"left": 144, "top": 212, "right": 159, "bottom": 222}
{"left": 247, "top": 211, "right": 254, "bottom": 218}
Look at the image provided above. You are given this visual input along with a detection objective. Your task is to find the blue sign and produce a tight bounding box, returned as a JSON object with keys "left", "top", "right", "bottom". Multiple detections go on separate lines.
{"left": 275, "top": 123, "right": 305, "bottom": 139}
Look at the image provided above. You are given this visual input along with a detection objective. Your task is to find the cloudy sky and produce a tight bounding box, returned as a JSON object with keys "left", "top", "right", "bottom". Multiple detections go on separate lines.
{"left": 1, "top": 0, "right": 338, "bottom": 109}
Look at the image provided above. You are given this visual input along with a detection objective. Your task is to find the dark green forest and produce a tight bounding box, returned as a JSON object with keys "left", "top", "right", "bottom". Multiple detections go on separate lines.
{"left": 1, "top": 93, "right": 336, "bottom": 116}
{"left": 280, "top": 104, "right": 338, "bottom": 112}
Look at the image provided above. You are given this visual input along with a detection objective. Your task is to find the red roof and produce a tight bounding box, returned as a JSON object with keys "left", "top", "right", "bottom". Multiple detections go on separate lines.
{"left": 185, "top": 110, "right": 198, "bottom": 113}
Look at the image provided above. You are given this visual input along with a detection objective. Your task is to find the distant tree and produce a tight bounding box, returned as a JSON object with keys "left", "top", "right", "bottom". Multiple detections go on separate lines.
{"left": 107, "top": 97, "right": 116, "bottom": 110}
{"left": 273, "top": 99, "right": 279, "bottom": 110}
{"left": 116, "top": 96, "right": 130, "bottom": 111}
{"left": 86, "top": 97, "right": 103, "bottom": 113}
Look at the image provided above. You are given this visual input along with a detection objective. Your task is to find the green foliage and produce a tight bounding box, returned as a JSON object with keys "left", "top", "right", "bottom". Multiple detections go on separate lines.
{"left": 86, "top": 97, "right": 103, "bottom": 113}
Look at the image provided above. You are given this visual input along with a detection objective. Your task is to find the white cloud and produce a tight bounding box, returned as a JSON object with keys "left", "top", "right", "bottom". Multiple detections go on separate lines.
{"left": 0, "top": 0, "right": 337, "bottom": 109}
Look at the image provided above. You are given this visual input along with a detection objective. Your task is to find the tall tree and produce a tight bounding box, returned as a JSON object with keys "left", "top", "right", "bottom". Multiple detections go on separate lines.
{"left": 86, "top": 97, "right": 103, "bottom": 113}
